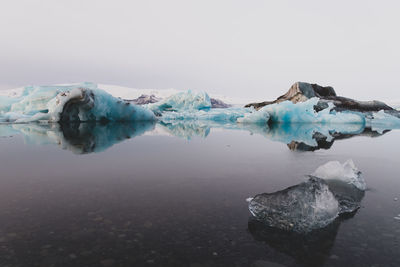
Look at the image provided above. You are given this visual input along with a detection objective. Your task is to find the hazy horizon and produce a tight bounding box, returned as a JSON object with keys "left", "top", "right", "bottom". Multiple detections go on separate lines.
{"left": 1, "top": 0, "right": 399, "bottom": 101}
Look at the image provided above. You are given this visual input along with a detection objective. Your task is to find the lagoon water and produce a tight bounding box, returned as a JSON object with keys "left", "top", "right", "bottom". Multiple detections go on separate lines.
{"left": 0, "top": 122, "right": 399, "bottom": 267}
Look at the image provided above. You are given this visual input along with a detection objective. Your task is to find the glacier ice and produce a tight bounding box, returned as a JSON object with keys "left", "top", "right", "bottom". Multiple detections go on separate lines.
{"left": 0, "top": 83, "right": 155, "bottom": 123}
{"left": 248, "top": 160, "right": 366, "bottom": 233}
{"left": 147, "top": 90, "right": 212, "bottom": 114}
{"left": 248, "top": 177, "right": 340, "bottom": 233}
{"left": 2, "top": 83, "right": 400, "bottom": 129}
{"left": 312, "top": 159, "right": 366, "bottom": 190}
{"left": 259, "top": 98, "right": 365, "bottom": 124}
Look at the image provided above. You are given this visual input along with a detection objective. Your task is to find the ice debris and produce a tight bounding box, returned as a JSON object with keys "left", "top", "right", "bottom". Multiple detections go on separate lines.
{"left": 248, "top": 160, "right": 366, "bottom": 233}
{"left": 312, "top": 159, "right": 366, "bottom": 190}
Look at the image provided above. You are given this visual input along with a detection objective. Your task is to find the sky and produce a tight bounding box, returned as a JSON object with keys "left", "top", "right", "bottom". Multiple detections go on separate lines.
{"left": 0, "top": 0, "right": 399, "bottom": 101}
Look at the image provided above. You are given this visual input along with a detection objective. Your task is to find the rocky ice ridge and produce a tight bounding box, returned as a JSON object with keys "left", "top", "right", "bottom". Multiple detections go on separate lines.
{"left": 248, "top": 160, "right": 366, "bottom": 233}
{"left": 0, "top": 82, "right": 400, "bottom": 128}
{"left": 245, "top": 82, "right": 394, "bottom": 112}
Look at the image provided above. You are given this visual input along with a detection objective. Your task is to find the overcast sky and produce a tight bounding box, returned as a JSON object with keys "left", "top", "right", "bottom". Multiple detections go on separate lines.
{"left": 0, "top": 0, "right": 399, "bottom": 100}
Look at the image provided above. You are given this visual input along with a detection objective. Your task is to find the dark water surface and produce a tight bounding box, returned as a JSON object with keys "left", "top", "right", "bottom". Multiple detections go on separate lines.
{"left": 0, "top": 122, "right": 399, "bottom": 267}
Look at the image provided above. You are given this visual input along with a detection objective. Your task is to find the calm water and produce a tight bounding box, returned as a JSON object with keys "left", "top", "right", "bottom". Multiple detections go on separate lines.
{"left": 0, "top": 122, "right": 399, "bottom": 267}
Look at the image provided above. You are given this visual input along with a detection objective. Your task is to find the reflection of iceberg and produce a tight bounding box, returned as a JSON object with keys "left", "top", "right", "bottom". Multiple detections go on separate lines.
{"left": 248, "top": 160, "right": 366, "bottom": 233}
{"left": 158, "top": 122, "right": 211, "bottom": 140}
{"left": 266, "top": 122, "right": 365, "bottom": 149}
{"left": 0, "top": 121, "right": 155, "bottom": 154}
{"left": 248, "top": 214, "right": 354, "bottom": 267}
{"left": 155, "top": 120, "right": 388, "bottom": 152}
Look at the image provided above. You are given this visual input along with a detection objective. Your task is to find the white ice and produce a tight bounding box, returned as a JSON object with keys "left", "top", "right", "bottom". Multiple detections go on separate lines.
{"left": 312, "top": 159, "right": 366, "bottom": 191}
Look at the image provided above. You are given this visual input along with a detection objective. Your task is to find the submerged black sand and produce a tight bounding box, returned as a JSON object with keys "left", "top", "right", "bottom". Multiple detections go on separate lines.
{"left": 0, "top": 124, "right": 399, "bottom": 267}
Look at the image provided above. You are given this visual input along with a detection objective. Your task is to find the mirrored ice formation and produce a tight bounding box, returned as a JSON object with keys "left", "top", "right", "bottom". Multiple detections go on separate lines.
{"left": 0, "top": 121, "right": 155, "bottom": 154}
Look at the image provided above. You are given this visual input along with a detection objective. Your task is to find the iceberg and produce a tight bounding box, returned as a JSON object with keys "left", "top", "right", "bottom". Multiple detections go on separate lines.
{"left": 146, "top": 90, "right": 212, "bottom": 114}
{"left": 248, "top": 160, "right": 366, "bottom": 233}
{"left": 146, "top": 90, "right": 261, "bottom": 123}
{"left": 0, "top": 83, "right": 155, "bottom": 123}
{"left": 259, "top": 98, "right": 365, "bottom": 124}
{"left": 1, "top": 82, "right": 400, "bottom": 129}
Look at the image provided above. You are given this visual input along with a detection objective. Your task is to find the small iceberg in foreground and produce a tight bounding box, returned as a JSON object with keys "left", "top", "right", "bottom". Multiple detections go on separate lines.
{"left": 248, "top": 160, "right": 366, "bottom": 233}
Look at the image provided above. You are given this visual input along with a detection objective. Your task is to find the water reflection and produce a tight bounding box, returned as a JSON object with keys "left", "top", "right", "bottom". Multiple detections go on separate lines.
{"left": 248, "top": 213, "right": 357, "bottom": 267}
{"left": 0, "top": 121, "right": 155, "bottom": 154}
{"left": 159, "top": 121, "right": 388, "bottom": 151}
{"left": 0, "top": 121, "right": 391, "bottom": 153}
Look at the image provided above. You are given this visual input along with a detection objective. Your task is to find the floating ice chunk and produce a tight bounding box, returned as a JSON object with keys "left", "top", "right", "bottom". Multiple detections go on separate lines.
{"left": 248, "top": 160, "right": 366, "bottom": 232}
{"left": 248, "top": 177, "right": 340, "bottom": 233}
{"left": 259, "top": 98, "right": 365, "bottom": 124}
{"left": 0, "top": 83, "right": 156, "bottom": 123}
{"left": 312, "top": 159, "right": 366, "bottom": 191}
